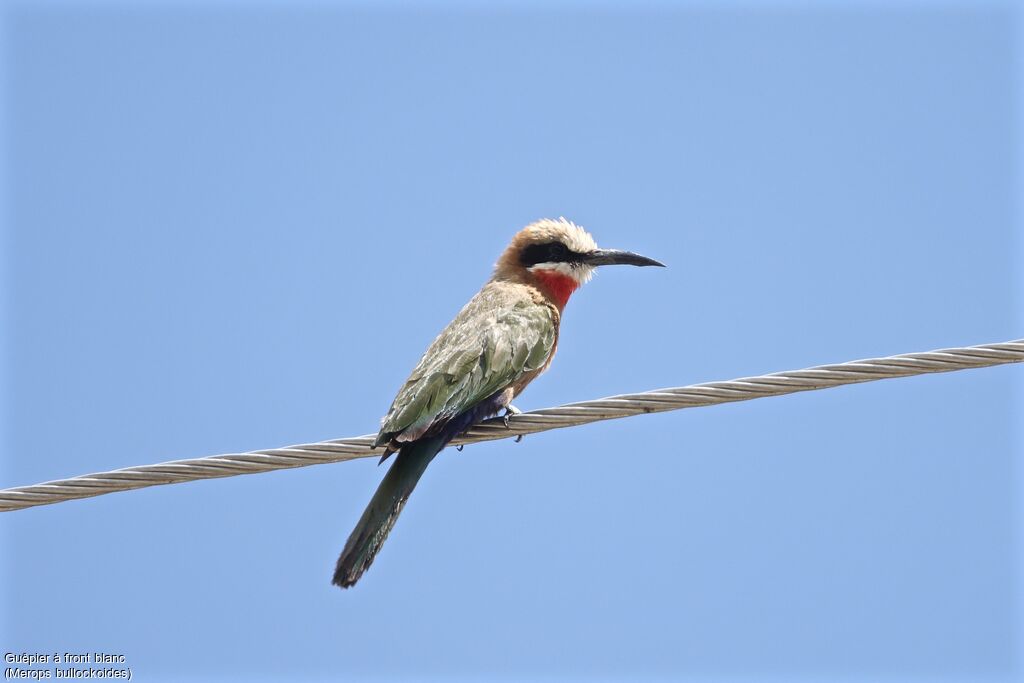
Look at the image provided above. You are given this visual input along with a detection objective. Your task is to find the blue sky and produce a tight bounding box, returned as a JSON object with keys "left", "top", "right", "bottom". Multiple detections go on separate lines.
{"left": 1, "top": 1, "right": 1021, "bottom": 681}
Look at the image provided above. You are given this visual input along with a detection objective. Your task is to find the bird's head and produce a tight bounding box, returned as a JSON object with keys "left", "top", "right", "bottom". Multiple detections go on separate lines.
{"left": 495, "top": 217, "right": 664, "bottom": 308}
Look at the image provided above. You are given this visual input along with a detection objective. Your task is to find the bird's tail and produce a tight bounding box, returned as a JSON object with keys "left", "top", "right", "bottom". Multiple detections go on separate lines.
{"left": 332, "top": 434, "right": 447, "bottom": 588}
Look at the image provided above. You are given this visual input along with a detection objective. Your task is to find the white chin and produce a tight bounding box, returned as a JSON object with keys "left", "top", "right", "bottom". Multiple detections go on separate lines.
{"left": 529, "top": 262, "right": 594, "bottom": 284}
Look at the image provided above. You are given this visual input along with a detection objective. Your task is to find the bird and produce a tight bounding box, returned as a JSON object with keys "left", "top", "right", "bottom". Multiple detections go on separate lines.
{"left": 332, "top": 217, "right": 664, "bottom": 588}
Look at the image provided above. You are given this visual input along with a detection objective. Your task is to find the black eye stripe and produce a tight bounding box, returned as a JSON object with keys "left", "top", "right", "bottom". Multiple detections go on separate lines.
{"left": 519, "top": 242, "right": 587, "bottom": 267}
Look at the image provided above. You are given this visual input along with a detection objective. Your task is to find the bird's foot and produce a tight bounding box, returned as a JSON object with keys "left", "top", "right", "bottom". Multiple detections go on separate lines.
{"left": 456, "top": 444, "right": 464, "bottom": 452}
{"left": 503, "top": 405, "right": 524, "bottom": 443}
{"left": 502, "top": 404, "right": 522, "bottom": 429}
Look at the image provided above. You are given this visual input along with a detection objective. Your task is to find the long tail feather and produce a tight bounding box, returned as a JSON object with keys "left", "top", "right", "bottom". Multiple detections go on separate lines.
{"left": 332, "top": 435, "right": 447, "bottom": 588}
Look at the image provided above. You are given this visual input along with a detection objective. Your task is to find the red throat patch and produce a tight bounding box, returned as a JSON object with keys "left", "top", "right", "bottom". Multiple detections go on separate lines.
{"left": 532, "top": 270, "right": 580, "bottom": 308}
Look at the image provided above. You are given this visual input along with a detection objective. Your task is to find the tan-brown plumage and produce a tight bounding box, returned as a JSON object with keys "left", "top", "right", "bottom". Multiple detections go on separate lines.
{"left": 333, "top": 218, "right": 663, "bottom": 588}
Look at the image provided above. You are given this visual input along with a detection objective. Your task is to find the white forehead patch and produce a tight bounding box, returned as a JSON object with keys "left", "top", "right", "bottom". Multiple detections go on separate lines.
{"left": 527, "top": 217, "right": 598, "bottom": 254}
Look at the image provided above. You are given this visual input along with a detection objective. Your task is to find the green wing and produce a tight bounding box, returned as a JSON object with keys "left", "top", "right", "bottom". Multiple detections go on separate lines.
{"left": 377, "top": 284, "right": 556, "bottom": 444}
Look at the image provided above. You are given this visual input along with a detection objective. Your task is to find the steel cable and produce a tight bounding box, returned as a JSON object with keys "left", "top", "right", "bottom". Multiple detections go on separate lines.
{"left": 1, "top": 339, "right": 1020, "bottom": 512}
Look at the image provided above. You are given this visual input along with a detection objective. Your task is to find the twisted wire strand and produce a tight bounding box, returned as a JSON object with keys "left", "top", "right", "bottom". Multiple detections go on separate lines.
{"left": 1, "top": 339, "right": 1021, "bottom": 513}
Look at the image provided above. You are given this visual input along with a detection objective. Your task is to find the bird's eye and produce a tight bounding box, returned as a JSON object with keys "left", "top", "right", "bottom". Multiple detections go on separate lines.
{"left": 519, "top": 241, "right": 573, "bottom": 267}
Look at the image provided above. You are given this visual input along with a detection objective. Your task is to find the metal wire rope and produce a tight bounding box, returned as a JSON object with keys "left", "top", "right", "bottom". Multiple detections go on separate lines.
{"left": 1, "top": 339, "right": 1020, "bottom": 513}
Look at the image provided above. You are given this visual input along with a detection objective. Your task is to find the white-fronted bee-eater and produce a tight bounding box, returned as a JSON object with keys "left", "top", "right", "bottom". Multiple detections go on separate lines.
{"left": 333, "top": 218, "right": 664, "bottom": 588}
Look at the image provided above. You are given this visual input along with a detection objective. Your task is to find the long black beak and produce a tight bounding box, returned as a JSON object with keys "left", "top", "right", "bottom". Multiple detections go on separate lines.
{"left": 583, "top": 248, "right": 666, "bottom": 268}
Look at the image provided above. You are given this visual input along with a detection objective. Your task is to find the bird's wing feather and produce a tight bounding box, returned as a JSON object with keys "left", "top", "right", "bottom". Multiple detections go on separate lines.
{"left": 378, "top": 284, "right": 556, "bottom": 443}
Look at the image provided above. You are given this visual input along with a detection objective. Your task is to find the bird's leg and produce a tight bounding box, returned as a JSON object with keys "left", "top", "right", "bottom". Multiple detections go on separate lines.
{"left": 502, "top": 404, "right": 522, "bottom": 428}
{"left": 502, "top": 405, "right": 525, "bottom": 443}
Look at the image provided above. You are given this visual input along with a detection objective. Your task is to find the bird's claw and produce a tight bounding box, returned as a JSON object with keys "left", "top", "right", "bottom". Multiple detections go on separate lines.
{"left": 456, "top": 444, "right": 464, "bottom": 452}
{"left": 500, "top": 405, "right": 524, "bottom": 442}
{"left": 502, "top": 404, "right": 522, "bottom": 429}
